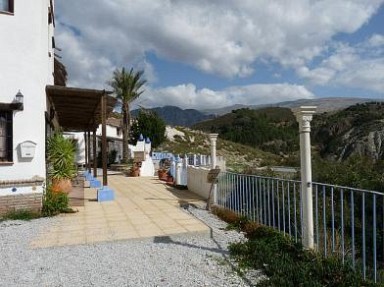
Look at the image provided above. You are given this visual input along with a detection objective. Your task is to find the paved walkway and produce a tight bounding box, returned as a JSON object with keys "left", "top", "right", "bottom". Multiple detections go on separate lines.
{"left": 31, "top": 176, "right": 209, "bottom": 248}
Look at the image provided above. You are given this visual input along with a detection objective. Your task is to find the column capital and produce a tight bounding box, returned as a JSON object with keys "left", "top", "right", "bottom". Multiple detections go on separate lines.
{"left": 209, "top": 133, "right": 219, "bottom": 142}
{"left": 294, "top": 106, "right": 317, "bottom": 132}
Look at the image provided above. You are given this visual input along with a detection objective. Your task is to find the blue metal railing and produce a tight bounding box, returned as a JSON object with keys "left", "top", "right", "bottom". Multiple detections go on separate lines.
{"left": 217, "top": 171, "right": 384, "bottom": 282}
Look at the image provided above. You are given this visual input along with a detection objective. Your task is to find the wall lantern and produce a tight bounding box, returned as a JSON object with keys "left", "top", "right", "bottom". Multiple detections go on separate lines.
{"left": 12, "top": 90, "right": 24, "bottom": 111}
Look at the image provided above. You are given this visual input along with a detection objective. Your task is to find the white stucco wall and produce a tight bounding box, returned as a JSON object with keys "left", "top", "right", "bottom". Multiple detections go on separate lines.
{"left": 0, "top": 0, "right": 54, "bottom": 184}
{"left": 96, "top": 125, "right": 122, "bottom": 140}
{"left": 0, "top": 186, "right": 43, "bottom": 196}
{"left": 96, "top": 125, "right": 123, "bottom": 162}
{"left": 187, "top": 166, "right": 212, "bottom": 200}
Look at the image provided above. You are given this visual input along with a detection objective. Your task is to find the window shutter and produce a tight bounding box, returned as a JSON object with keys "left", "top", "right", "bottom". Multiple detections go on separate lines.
{"left": 6, "top": 112, "right": 12, "bottom": 162}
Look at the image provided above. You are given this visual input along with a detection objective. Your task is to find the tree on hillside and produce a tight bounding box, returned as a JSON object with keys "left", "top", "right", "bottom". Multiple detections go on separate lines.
{"left": 109, "top": 68, "right": 146, "bottom": 163}
{"left": 130, "top": 109, "right": 166, "bottom": 149}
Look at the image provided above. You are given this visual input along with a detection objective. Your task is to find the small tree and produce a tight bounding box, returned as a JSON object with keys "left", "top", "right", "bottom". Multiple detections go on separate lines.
{"left": 109, "top": 68, "right": 146, "bottom": 163}
{"left": 130, "top": 109, "right": 166, "bottom": 149}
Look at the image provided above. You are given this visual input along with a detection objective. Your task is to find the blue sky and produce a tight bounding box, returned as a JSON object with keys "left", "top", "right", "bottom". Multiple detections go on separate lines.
{"left": 56, "top": 1, "right": 384, "bottom": 110}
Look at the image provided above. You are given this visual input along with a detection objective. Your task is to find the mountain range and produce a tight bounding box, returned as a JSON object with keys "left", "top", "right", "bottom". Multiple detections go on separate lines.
{"left": 133, "top": 97, "right": 382, "bottom": 127}
{"left": 132, "top": 105, "right": 214, "bottom": 127}
{"left": 201, "top": 97, "right": 383, "bottom": 116}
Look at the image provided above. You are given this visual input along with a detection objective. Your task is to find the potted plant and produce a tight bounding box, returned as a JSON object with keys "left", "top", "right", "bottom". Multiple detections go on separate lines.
{"left": 47, "top": 133, "right": 77, "bottom": 193}
{"left": 129, "top": 163, "right": 140, "bottom": 177}
{"left": 158, "top": 168, "right": 168, "bottom": 180}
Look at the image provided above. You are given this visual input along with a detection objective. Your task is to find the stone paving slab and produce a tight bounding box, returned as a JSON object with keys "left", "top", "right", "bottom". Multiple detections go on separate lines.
{"left": 30, "top": 176, "right": 209, "bottom": 248}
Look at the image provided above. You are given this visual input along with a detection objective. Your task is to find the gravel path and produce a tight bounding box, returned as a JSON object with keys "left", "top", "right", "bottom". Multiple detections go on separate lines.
{"left": 0, "top": 206, "right": 263, "bottom": 287}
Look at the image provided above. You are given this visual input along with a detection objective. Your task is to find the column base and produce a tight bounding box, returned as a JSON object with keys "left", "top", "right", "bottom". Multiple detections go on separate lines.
{"left": 97, "top": 186, "right": 115, "bottom": 202}
{"left": 90, "top": 179, "right": 101, "bottom": 188}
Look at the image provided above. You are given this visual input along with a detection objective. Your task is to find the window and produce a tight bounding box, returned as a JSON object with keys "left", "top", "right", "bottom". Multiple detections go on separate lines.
{"left": 0, "top": 0, "right": 13, "bottom": 13}
{"left": 0, "top": 111, "right": 13, "bottom": 162}
{"left": 116, "top": 127, "right": 121, "bottom": 136}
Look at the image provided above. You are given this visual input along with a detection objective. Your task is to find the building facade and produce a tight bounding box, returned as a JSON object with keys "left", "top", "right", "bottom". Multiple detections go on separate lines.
{"left": 0, "top": 0, "right": 55, "bottom": 214}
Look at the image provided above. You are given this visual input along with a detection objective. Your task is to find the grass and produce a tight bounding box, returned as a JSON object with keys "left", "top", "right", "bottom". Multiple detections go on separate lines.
{"left": 0, "top": 209, "right": 41, "bottom": 222}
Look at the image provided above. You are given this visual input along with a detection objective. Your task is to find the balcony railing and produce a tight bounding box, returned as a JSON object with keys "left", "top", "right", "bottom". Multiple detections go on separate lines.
{"left": 216, "top": 171, "right": 384, "bottom": 282}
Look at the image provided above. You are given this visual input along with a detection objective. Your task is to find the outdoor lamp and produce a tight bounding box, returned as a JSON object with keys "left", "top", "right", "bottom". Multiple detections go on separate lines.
{"left": 13, "top": 90, "right": 24, "bottom": 110}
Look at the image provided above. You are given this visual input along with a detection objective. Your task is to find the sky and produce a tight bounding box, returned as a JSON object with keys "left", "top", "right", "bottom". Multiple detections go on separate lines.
{"left": 55, "top": 0, "right": 384, "bottom": 110}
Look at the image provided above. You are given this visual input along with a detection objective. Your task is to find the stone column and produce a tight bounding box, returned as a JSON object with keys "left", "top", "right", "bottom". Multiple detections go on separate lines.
{"left": 209, "top": 133, "right": 219, "bottom": 204}
{"left": 295, "top": 106, "right": 316, "bottom": 249}
{"left": 209, "top": 133, "right": 218, "bottom": 169}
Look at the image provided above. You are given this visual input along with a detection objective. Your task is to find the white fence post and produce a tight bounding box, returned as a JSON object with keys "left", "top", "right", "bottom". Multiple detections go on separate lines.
{"left": 209, "top": 133, "right": 219, "bottom": 204}
{"left": 295, "top": 106, "right": 316, "bottom": 249}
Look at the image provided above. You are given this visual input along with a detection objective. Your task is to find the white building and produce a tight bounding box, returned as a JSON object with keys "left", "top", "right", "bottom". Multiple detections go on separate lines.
{"left": 97, "top": 117, "right": 123, "bottom": 163}
{"left": 0, "top": 0, "right": 55, "bottom": 214}
{"left": 66, "top": 117, "right": 123, "bottom": 166}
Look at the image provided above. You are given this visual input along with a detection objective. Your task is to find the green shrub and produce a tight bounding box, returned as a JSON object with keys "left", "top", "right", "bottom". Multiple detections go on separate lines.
{"left": 47, "top": 133, "right": 76, "bottom": 181}
{"left": 0, "top": 209, "right": 41, "bottom": 222}
{"left": 211, "top": 206, "right": 249, "bottom": 230}
{"left": 229, "top": 225, "right": 379, "bottom": 286}
{"left": 42, "top": 186, "right": 70, "bottom": 216}
{"left": 212, "top": 206, "right": 380, "bottom": 286}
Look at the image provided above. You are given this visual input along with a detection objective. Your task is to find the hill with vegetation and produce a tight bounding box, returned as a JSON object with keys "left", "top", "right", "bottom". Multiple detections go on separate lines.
{"left": 193, "top": 102, "right": 384, "bottom": 162}
{"left": 190, "top": 102, "right": 384, "bottom": 190}
{"left": 201, "top": 97, "right": 382, "bottom": 116}
{"left": 193, "top": 107, "right": 299, "bottom": 155}
{"left": 157, "top": 126, "right": 280, "bottom": 171}
{"left": 132, "top": 106, "right": 214, "bottom": 127}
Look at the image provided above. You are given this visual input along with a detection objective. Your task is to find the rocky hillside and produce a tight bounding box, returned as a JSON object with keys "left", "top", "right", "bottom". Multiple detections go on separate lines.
{"left": 193, "top": 102, "right": 384, "bottom": 162}
{"left": 312, "top": 102, "right": 384, "bottom": 161}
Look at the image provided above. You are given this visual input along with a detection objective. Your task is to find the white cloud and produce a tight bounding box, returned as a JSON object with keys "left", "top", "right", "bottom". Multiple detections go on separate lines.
{"left": 138, "top": 83, "right": 315, "bottom": 110}
{"left": 367, "top": 34, "right": 384, "bottom": 47}
{"left": 56, "top": 27, "right": 115, "bottom": 89}
{"left": 55, "top": 0, "right": 384, "bottom": 85}
{"left": 296, "top": 34, "right": 384, "bottom": 93}
{"left": 335, "top": 59, "right": 384, "bottom": 93}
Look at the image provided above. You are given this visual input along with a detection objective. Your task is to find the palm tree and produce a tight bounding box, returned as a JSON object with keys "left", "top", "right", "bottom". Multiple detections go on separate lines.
{"left": 54, "top": 57, "right": 68, "bottom": 86}
{"left": 109, "top": 68, "right": 146, "bottom": 163}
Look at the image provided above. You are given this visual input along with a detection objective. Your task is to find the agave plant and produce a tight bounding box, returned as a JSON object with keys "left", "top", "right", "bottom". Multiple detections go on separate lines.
{"left": 47, "top": 133, "right": 76, "bottom": 180}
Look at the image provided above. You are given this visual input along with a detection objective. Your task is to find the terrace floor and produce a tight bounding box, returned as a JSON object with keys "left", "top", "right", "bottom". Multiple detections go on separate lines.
{"left": 30, "top": 176, "right": 209, "bottom": 248}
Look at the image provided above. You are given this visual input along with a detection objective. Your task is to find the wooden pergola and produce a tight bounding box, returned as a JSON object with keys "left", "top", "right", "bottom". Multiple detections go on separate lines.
{"left": 46, "top": 85, "right": 117, "bottom": 187}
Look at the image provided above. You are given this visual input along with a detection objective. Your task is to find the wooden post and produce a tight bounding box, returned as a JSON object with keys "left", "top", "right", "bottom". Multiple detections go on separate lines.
{"left": 93, "top": 129, "right": 97, "bottom": 177}
{"left": 101, "top": 92, "right": 108, "bottom": 186}
{"left": 87, "top": 130, "right": 91, "bottom": 173}
{"left": 84, "top": 132, "right": 88, "bottom": 170}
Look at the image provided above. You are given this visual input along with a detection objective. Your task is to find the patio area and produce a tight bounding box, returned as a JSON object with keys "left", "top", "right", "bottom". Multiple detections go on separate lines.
{"left": 30, "top": 176, "right": 209, "bottom": 248}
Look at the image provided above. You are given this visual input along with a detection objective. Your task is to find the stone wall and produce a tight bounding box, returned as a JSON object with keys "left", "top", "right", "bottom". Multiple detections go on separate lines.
{"left": 0, "top": 192, "right": 42, "bottom": 215}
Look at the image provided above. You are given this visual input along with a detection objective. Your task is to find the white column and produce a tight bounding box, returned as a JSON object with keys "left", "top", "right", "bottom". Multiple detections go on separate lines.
{"left": 209, "top": 133, "right": 219, "bottom": 204}
{"left": 209, "top": 133, "right": 218, "bottom": 168}
{"left": 295, "top": 106, "right": 316, "bottom": 249}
